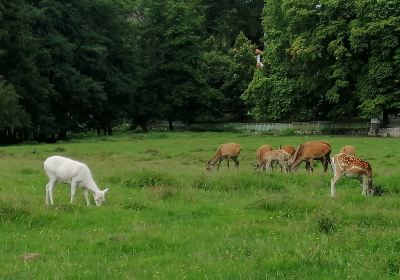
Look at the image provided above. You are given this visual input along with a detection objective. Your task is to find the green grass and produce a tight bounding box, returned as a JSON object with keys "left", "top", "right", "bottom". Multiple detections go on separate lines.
{"left": 0, "top": 132, "right": 399, "bottom": 279}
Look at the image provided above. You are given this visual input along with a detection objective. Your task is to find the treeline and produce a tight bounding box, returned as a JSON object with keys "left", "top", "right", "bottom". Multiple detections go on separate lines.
{"left": 1, "top": 0, "right": 399, "bottom": 143}
{"left": 0, "top": 0, "right": 262, "bottom": 142}
{"left": 244, "top": 0, "right": 400, "bottom": 123}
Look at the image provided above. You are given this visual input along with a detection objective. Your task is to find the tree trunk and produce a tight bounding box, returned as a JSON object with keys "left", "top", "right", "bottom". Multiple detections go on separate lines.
{"left": 168, "top": 118, "right": 174, "bottom": 131}
{"left": 140, "top": 120, "right": 148, "bottom": 133}
{"left": 382, "top": 110, "right": 389, "bottom": 128}
{"left": 107, "top": 126, "right": 113, "bottom": 136}
{"left": 58, "top": 130, "right": 67, "bottom": 140}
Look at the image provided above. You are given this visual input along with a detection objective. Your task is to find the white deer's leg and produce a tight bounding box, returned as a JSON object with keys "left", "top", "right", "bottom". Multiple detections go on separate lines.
{"left": 84, "top": 189, "right": 91, "bottom": 207}
{"left": 46, "top": 178, "right": 57, "bottom": 205}
{"left": 70, "top": 180, "right": 78, "bottom": 203}
{"left": 45, "top": 182, "right": 50, "bottom": 205}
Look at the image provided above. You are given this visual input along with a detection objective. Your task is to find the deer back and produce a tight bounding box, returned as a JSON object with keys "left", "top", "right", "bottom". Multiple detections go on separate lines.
{"left": 333, "top": 153, "right": 371, "bottom": 176}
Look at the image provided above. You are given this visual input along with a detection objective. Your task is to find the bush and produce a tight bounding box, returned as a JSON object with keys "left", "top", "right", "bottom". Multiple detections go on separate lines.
{"left": 373, "top": 183, "right": 389, "bottom": 196}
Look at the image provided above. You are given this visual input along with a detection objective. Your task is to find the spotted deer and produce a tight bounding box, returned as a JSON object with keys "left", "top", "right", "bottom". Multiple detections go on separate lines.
{"left": 260, "top": 150, "right": 291, "bottom": 173}
{"left": 330, "top": 153, "right": 373, "bottom": 197}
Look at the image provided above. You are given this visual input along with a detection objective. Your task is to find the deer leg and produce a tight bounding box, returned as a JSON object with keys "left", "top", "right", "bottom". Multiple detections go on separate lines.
{"left": 216, "top": 159, "right": 222, "bottom": 170}
{"left": 306, "top": 160, "right": 314, "bottom": 173}
{"left": 330, "top": 174, "right": 342, "bottom": 198}
{"left": 325, "top": 155, "right": 332, "bottom": 172}
{"left": 322, "top": 156, "right": 329, "bottom": 172}
{"left": 280, "top": 160, "right": 289, "bottom": 173}
{"left": 70, "top": 180, "right": 78, "bottom": 203}
{"left": 46, "top": 178, "right": 57, "bottom": 205}
{"left": 361, "top": 175, "right": 369, "bottom": 196}
{"left": 45, "top": 182, "right": 50, "bottom": 205}
{"left": 232, "top": 156, "right": 239, "bottom": 169}
{"left": 227, "top": 157, "right": 230, "bottom": 170}
{"left": 265, "top": 160, "right": 271, "bottom": 173}
{"left": 84, "top": 189, "right": 91, "bottom": 207}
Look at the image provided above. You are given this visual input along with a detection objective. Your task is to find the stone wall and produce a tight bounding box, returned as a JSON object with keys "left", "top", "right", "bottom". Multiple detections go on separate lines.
{"left": 368, "top": 127, "right": 400, "bottom": 137}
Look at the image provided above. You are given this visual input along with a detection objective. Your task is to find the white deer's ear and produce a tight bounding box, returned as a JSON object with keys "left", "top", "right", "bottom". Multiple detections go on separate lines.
{"left": 103, "top": 188, "right": 109, "bottom": 193}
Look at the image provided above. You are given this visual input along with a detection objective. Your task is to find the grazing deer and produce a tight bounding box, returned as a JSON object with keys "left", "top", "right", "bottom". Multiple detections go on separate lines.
{"left": 206, "top": 143, "right": 241, "bottom": 171}
{"left": 255, "top": 144, "right": 273, "bottom": 170}
{"left": 259, "top": 150, "right": 291, "bottom": 172}
{"left": 290, "top": 141, "right": 331, "bottom": 172}
{"left": 339, "top": 145, "right": 356, "bottom": 156}
{"left": 330, "top": 153, "right": 373, "bottom": 197}
{"left": 44, "top": 156, "right": 109, "bottom": 206}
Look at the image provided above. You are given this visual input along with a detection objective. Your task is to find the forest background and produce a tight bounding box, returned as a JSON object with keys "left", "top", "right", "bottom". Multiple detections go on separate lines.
{"left": 1, "top": 0, "right": 399, "bottom": 142}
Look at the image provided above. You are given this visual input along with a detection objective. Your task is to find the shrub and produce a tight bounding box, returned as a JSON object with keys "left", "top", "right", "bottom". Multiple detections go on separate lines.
{"left": 316, "top": 214, "right": 337, "bottom": 234}
{"left": 373, "top": 183, "right": 389, "bottom": 196}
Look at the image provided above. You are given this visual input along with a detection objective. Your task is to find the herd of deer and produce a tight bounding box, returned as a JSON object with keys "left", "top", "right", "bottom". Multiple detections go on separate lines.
{"left": 206, "top": 141, "right": 374, "bottom": 198}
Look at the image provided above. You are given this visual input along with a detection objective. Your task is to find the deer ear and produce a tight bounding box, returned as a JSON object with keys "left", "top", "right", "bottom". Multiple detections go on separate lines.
{"left": 103, "top": 188, "right": 109, "bottom": 193}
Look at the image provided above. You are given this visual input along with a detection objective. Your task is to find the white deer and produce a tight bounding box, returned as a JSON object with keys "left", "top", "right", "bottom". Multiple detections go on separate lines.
{"left": 44, "top": 156, "right": 109, "bottom": 206}
{"left": 330, "top": 153, "right": 373, "bottom": 197}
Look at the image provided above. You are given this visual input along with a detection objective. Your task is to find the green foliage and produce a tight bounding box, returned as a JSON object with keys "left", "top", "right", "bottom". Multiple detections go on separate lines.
{"left": 0, "top": 77, "right": 29, "bottom": 128}
{"left": 247, "top": 0, "right": 400, "bottom": 121}
{"left": 201, "top": 32, "right": 255, "bottom": 120}
{"left": 242, "top": 71, "right": 294, "bottom": 120}
{"left": 316, "top": 213, "right": 337, "bottom": 234}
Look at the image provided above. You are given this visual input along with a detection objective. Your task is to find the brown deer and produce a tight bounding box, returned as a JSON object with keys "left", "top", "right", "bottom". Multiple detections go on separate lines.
{"left": 280, "top": 145, "right": 296, "bottom": 156}
{"left": 302, "top": 140, "right": 331, "bottom": 172}
{"left": 339, "top": 145, "right": 356, "bottom": 156}
{"left": 260, "top": 150, "right": 291, "bottom": 172}
{"left": 330, "top": 153, "right": 373, "bottom": 197}
{"left": 206, "top": 143, "right": 241, "bottom": 171}
{"left": 255, "top": 144, "right": 273, "bottom": 170}
{"left": 290, "top": 140, "right": 331, "bottom": 172}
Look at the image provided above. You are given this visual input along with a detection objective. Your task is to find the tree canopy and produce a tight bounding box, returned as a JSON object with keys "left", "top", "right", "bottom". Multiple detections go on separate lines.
{"left": 0, "top": 0, "right": 398, "bottom": 142}
{"left": 244, "top": 0, "right": 400, "bottom": 122}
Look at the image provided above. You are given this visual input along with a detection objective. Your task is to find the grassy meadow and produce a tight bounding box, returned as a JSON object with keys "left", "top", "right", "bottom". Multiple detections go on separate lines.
{"left": 1, "top": 131, "right": 400, "bottom": 279}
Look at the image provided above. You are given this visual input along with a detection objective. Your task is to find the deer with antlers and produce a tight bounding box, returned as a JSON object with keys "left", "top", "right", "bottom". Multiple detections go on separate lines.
{"left": 330, "top": 153, "right": 374, "bottom": 197}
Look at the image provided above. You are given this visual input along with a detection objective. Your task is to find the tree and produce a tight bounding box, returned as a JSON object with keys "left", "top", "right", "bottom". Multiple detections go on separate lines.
{"left": 246, "top": 0, "right": 400, "bottom": 122}
{"left": 131, "top": 0, "right": 218, "bottom": 130}
{"left": 0, "top": 76, "right": 29, "bottom": 141}
{"left": 201, "top": 0, "right": 264, "bottom": 47}
{"left": 350, "top": 0, "right": 400, "bottom": 121}
{"left": 201, "top": 32, "right": 255, "bottom": 120}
